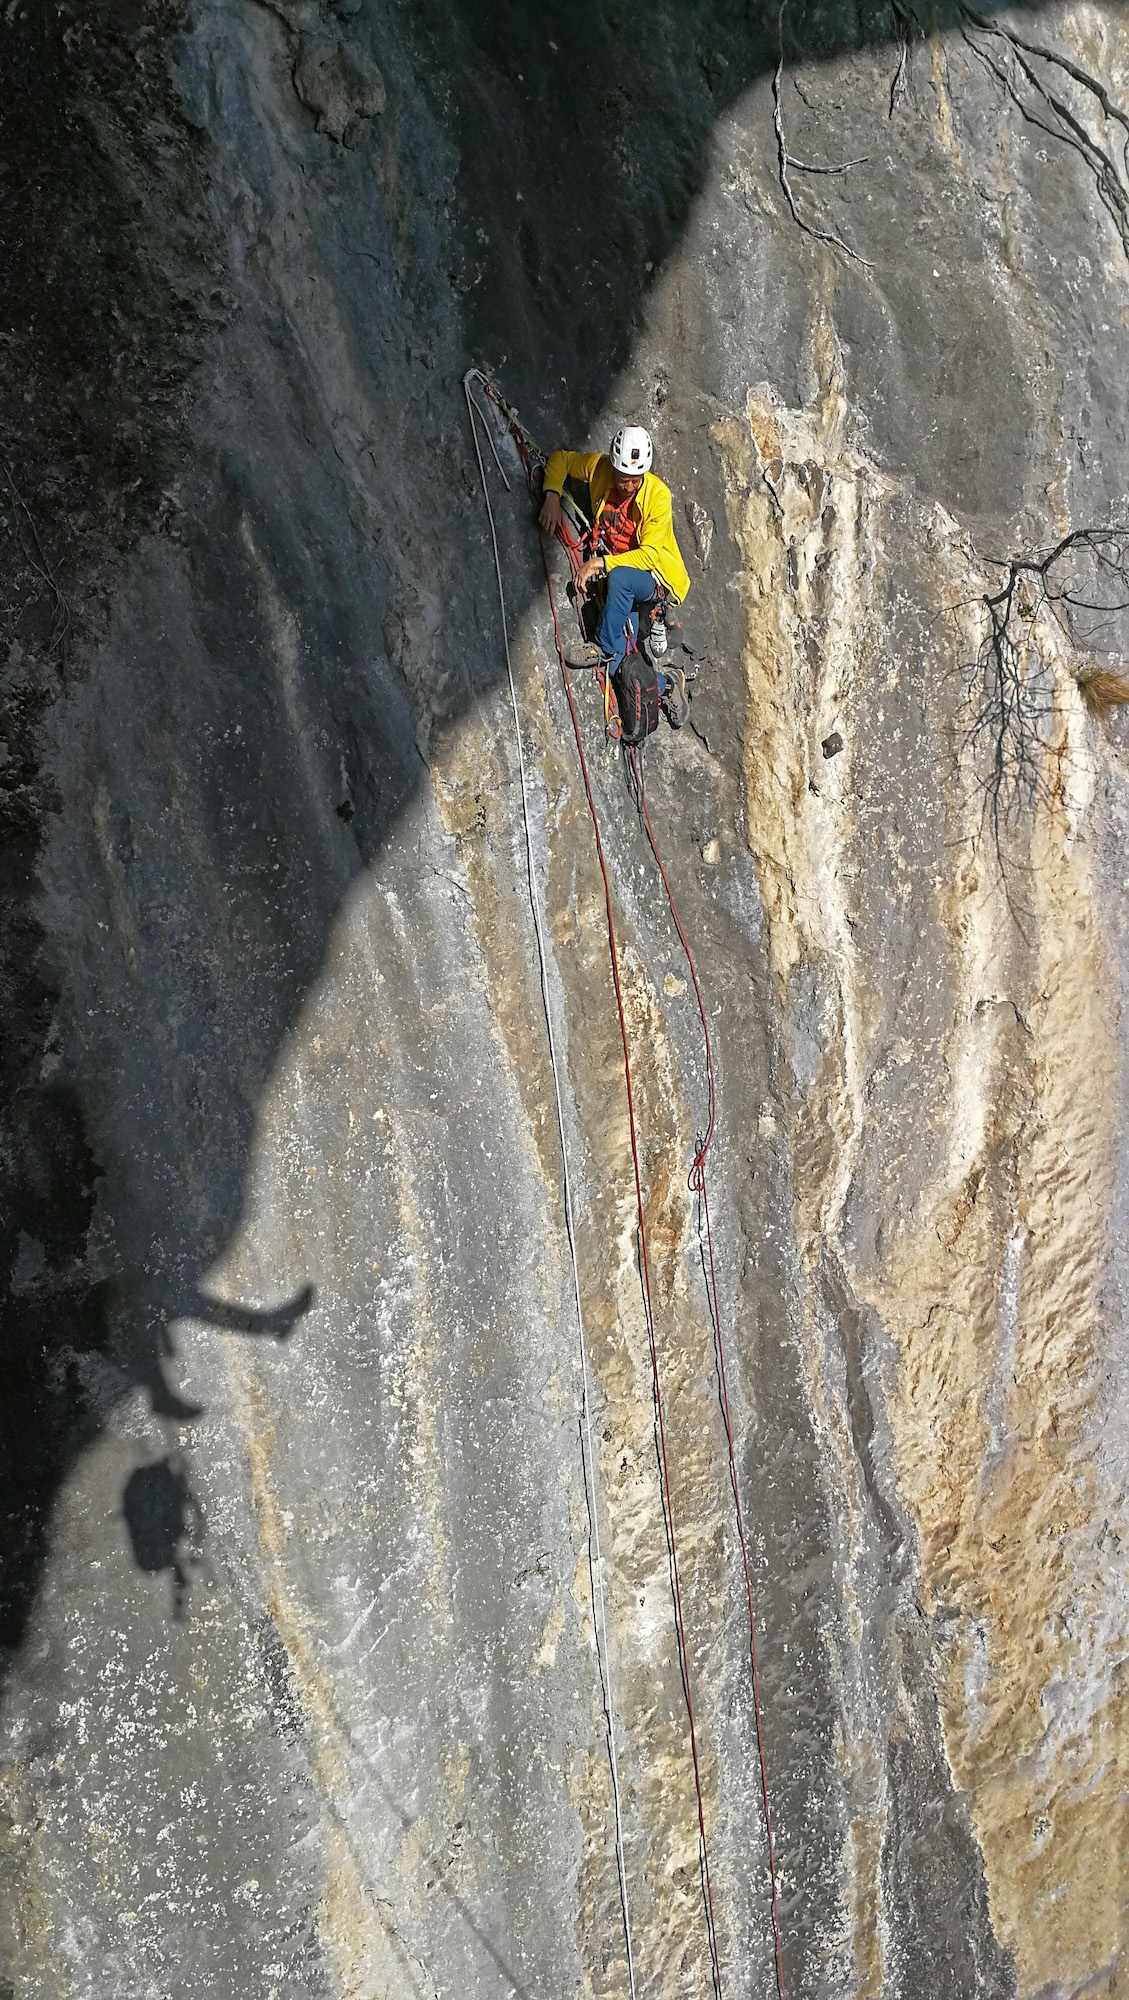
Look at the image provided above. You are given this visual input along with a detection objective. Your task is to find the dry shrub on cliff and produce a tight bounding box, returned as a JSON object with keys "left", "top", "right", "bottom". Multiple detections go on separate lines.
{"left": 1075, "top": 665, "right": 1129, "bottom": 716}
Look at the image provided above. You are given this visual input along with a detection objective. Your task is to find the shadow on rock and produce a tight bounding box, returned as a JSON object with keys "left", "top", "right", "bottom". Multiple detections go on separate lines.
{"left": 122, "top": 1456, "right": 205, "bottom": 1620}
{"left": 0, "top": 0, "right": 1056, "bottom": 1724}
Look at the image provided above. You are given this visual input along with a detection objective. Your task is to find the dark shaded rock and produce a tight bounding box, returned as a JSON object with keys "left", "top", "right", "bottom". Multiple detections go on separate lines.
{"left": 293, "top": 32, "right": 386, "bottom": 142}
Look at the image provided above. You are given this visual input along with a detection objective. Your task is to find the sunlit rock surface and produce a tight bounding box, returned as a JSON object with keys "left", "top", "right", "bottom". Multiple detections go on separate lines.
{"left": 2, "top": 2, "right": 1128, "bottom": 1995}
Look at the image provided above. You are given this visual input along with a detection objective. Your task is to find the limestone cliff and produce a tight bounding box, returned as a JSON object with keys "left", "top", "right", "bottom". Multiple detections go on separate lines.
{"left": 2, "top": 2, "right": 1128, "bottom": 1996}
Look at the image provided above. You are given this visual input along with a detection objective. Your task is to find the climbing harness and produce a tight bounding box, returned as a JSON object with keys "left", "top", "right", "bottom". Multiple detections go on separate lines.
{"left": 588, "top": 492, "right": 637, "bottom": 558}
{"left": 464, "top": 369, "right": 788, "bottom": 2000}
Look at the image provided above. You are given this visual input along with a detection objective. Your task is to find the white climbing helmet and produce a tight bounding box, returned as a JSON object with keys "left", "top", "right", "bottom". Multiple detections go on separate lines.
{"left": 610, "top": 425, "right": 653, "bottom": 475}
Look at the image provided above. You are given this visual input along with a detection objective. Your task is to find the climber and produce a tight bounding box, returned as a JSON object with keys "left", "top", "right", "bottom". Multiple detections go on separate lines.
{"left": 538, "top": 425, "right": 692, "bottom": 732}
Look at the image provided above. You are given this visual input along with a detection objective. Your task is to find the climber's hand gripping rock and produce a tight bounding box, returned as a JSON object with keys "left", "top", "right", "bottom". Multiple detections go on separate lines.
{"left": 538, "top": 489, "right": 563, "bottom": 536}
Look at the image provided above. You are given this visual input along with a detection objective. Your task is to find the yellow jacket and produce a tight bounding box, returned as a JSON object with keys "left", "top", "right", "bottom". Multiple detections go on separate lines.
{"left": 543, "top": 450, "right": 691, "bottom": 603}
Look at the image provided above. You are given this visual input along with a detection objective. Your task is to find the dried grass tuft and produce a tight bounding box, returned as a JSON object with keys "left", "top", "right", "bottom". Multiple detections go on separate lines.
{"left": 1075, "top": 666, "right": 1129, "bottom": 716}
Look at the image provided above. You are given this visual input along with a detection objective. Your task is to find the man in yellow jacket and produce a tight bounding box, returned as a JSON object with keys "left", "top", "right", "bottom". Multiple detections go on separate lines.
{"left": 539, "top": 424, "right": 690, "bottom": 723}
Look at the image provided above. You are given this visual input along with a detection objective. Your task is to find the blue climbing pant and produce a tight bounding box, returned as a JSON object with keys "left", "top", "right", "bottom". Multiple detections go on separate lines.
{"left": 597, "top": 564, "right": 657, "bottom": 664}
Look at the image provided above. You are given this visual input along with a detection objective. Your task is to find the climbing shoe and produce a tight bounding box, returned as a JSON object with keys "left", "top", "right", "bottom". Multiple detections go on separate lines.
{"left": 565, "top": 640, "right": 613, "bottom": 672}
{"left": 660, "top": 667, "right": 689, "bottom": 729}
{"left": 645, "top": 610, "right": 669, "bottom": 660}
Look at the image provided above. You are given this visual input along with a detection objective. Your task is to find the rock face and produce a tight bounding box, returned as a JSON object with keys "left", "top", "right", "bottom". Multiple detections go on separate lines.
{"left": 2, "top": 1, "right": 1128, "bottom": 1995}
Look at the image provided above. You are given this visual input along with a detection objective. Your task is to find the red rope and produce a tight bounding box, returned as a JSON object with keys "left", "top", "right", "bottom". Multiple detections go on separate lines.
{"left": 539, "top": 538, "right": 725, "bottom": 2000}
{"left": 478, "top": 378, "right": 787, "bottom": 1995}
{"left": 630, "top": 767, "right": 789, "bottom": 2000}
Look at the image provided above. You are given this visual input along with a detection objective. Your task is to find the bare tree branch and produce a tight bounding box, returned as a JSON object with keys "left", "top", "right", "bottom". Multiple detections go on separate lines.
{"left": 964, "top": 6, "right": 1129, "bottom": 156}
{"left": 888, "top": 0, "right": 921, "bottom": 116}
{"left": 961, "top": 527, "right": 1129, "bottom": 911}
{"left": 773, "top": 1, "right": 872, "bottom": 266}
{"left": 789, "top": 154, "right": 870, "bottom": 176}
{"left": 960, "top": 8, "right": 1129, "bottom": 259}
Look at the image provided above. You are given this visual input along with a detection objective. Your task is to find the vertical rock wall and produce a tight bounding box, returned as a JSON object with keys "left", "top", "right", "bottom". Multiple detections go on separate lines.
{"left": 2, "top": 1, "right": 1129, "bottom": 1995}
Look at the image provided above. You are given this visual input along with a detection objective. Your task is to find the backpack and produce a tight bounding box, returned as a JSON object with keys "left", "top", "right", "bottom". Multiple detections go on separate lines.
{"left": 612, "top": 654, "right": 661, "bottom": 747}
